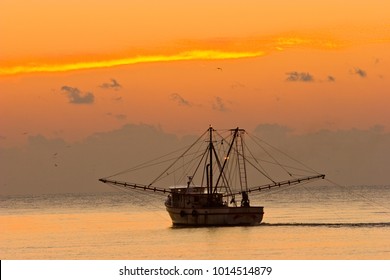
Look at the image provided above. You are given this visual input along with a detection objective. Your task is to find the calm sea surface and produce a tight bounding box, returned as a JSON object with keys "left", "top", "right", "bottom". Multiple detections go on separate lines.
{"left": 1, "top": 185, "right": 389, "bottom": 259}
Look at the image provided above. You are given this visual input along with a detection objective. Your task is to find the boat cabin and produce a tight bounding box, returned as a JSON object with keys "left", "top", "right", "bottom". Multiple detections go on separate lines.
{"left": 165, "top": 186, "right": 225, "bottom": 208}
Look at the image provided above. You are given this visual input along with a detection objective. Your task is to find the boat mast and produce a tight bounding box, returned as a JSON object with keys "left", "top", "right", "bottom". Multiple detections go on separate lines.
{"left": 214, "top": 127, "right": 239, "bottom": 192}
{"left": 235, "top": 129, "right": 248, "bottom": 192}
{"left": 208, "top": 125, "right": 213, "bottom": 197}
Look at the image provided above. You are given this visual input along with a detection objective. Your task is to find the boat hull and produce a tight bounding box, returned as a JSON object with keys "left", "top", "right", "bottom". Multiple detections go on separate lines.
{"left": 166, "top": 206, "right": 264, "bottom": 226}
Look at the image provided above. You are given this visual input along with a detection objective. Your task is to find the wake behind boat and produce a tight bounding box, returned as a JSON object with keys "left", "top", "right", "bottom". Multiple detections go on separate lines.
{"left": 99, "top": 126, "right": 325, "bottom": 226}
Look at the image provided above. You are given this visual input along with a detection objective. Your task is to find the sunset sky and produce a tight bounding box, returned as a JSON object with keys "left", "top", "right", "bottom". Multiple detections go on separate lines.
{"left": 1, "top": 1, "right": 390, "bottom": 194}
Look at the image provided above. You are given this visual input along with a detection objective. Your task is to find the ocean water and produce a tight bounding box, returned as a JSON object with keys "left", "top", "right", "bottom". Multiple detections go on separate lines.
{"left": 1, "top": 185, "right": 389, "bottom": 260}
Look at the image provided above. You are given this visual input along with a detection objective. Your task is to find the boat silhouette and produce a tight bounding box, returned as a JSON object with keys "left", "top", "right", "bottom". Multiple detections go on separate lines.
{"left": 99, "top": 126, "right": 325, "bottom": 226}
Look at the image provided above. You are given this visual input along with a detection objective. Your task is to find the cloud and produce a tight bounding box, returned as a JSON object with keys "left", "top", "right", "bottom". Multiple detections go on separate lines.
{"left": 112, "top": 96, "right": 123, "bottom": 102}
{"left": 170, "top": 93, "right": 192, "bottom": 107}
{"left": 1, "top": 49, "right": 265, "bottom": 76}
{"left": 2, "top": 123, "right": 390, "bottom": 195}
{"left": 286, "top": 71, "right": 314, "bottom": 82}
{"left": 253, "top": 123, "right": 390, "bottom": 186}
{"left": 327, "top": 75, "right": 336, "bottom": 82}
{"left": 254, "top": 123, "right": 292, "bottom": 138}
{"left": 106, "top": 112, "right": 127, "bottom": 120}
{"left": 212, "top": 96, "right": 229, "bottom": 112}
{"left": 99, "top": 79, "right": 122, "bottom": 90}
{"left": 0, "top": 124, "right": 185, "bottom": 195}
{"left": 231, "top": 81, "right": 246, "bottom": 89}
{"left": 0, "top": 31, "right": 374, "bottom": 77}
{"left": 352, "top": 67, "right": 367, "bottom": 78}
{"left": 61, "top": 86, "right": 94, "bottom": 104}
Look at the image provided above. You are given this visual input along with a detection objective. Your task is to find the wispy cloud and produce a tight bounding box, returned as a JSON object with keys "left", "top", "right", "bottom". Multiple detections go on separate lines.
{"left": 286, "top": 72, "right": 314, "bottom": 82}
{"left": 99, "top": 79, "right": 122, "bottom": 90}
{"left": 170, "top": 93, "right": 192, "bottom": 107}
{"left": 106, "top": 112, "right": 127, "bottom": 120}
{"left": 113, "top": 96, "right": 123, "bottom": 102}
{"left": 61, "top": 86, "right": 94, "bottom": 104}
{"left": 231, "top": 81, "right": 246, "bottom": 90}
{"left": 351, "top": 67, "right": 367, "bottom": 78}
{"left": 212, "top": 96, "right": 229, "bottom": 112}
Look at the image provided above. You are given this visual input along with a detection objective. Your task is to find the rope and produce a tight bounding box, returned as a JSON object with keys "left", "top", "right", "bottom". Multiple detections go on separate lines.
{"left": 106, "top": 182, "right": 170, "bottom": 223}
{"left": 325, "top": 178, "right": 390, "bottom": 214}
{"left": 104, "top": 145, "right": 191, "bottom": 179}
{"left": 247, "top": 132, "right": 321, "bottom": 175}
{"left": 147, "top": 129, "right": 208, "bottom": 186}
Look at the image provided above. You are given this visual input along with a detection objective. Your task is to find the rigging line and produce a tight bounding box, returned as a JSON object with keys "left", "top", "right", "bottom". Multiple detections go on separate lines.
{"left": 232, "top": 144, "right": 276, "bottom": 183}
{"left": 104, "top": 143, "right": 193, "bottom": 179}
{"left": 214, "top": 129, "right": 232, "bottom": 144}
{"left": 248, "top": 132, "right": 321, "bottom": 174}
{"left": 231, "top": 150, "right": 244, "bottom": 195}
{"left": 169, "top": 147, "right": 202, "bottom": 184}
{"left": 200, "top": 155, "right": 206, "bottom": 188}
{"left": 224, "top": 134, "right": 238, "bottom": 194}
{"left": 147, "top": 129, "right": 208, "bottom": 187}
{"left": 214, "top": 127, "right": 239, "bottom": 192}
{"left": 187, "top": 148, "right": 209, "bottom": 187}
{"left": 108, "top": 184, "right": 170, "bottom": 222}
{"left": 162, "top": 150, "right": 207, "bottom": 185}
{"left": 100, "top": 178, "right": 170, "bottom": 193}
{"left": 255, "top": 179, "right": 346, "bottom": 223}
{"left": 214, "top": 130, "right": 230, "bottom": 184}
{"left": 106, "top": 148, "right": 213, "bottom": 179}
{"left": 151, "top": 150, "right": 206, "bottom": 184}
{"left": 209, "top": 129, "right": 234, "bottom": 194}
{"left": 108, "top": 155, "right": 185, "bottom": 176}
{"left": 325, "top": 178, "right": 390, "bottom": 214}
{"left": 248, "top": 180, "right": 301, "bottom": 198}
{"left": 231, "top": 149, "right": 275, "bottom": 184}
{"left": 300, "top": 183, "right": 345, "bottom": 220}
{"left": 233, "top": 174, "right": 325, "bottom": 197}
{"left": 250, "top": 179, "right": 313, "bottom": 197}
{"left": 177, "top": 140, "right": 209, "bottom": 185}
{"left": 244, "top": 155, "right": 320, "bottom": 175}
{"left": 106, "top": 182, "right": 167, "bottom": 206}
{"left": 246, "top": 132, "right": 293, "bottom": 177}
{"left": 243, "top": 140, "right": 273, "bottom": 180}
{"left": 212, "top": 145, "right": 233, "bottom": 195}
{"left": 108, "top": 181, "right": 166, "bottom": 198}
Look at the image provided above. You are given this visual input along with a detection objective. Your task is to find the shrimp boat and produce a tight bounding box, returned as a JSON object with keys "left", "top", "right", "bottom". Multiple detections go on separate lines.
{"left": 99, "top": 126, "right": 325, "bottom": 226}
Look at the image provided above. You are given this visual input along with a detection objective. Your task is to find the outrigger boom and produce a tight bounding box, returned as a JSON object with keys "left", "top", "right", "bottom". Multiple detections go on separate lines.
{"left": 98, "top": 173, "right": 325, "bottom": 196}
{"left": 227, "top": 174, "right": 325, "bottom": 197}
{"left": 98, "top": 178, "right": 170, "bottom": 193}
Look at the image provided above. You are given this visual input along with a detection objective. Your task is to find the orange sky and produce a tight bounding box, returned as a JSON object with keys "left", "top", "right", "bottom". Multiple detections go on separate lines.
{"left": 1, "top": 0, "right": 390, "bottom": 147}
